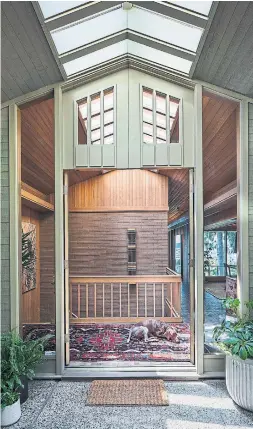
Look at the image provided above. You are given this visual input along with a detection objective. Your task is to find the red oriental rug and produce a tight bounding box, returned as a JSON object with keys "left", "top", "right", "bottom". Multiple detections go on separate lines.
{"left": 23, "top": 323, "right": 190, "bottom": 362}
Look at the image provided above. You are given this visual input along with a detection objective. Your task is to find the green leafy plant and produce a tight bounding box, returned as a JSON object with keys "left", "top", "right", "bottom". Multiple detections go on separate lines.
{"left": 213, "top": 298, "right": 253, "bottom": 361}
{"left": 1, "top": 332, "right": 51, "bottom": 409}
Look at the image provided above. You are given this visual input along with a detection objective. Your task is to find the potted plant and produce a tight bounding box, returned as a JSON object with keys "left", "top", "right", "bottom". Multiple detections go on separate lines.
{"left": 1, "top": 331, "right": 50, "bottom": 426}
{"left": 213, "top": 298, "right": 253, "bottom": 412}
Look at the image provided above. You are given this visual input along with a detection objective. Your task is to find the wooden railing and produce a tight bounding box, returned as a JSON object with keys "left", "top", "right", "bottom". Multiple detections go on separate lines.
{"left": 69, "top": 274, "right": 182, "bottom": 324}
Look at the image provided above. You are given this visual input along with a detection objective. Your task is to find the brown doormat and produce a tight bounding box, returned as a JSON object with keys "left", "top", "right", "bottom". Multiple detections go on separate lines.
{"left": 87, "top": 379, "right": 169, "bottom": 406}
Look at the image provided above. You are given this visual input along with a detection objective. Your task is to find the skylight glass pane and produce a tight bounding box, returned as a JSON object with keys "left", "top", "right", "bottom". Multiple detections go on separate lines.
{"left": 51, "top": 8, "right": 126, "bottom": 55}
{"left": 63, "top": 41, "right": 127, "bottom": 75}
{"left": 170, "top": 97, "right": 180, "bottom": 118}
{"left": 157, "top": 138, "right": 166, "bottom": 144}
{"left": 129, "top": 41, "right": 192, "bottom": 74}
{"left": 92, "top": 140, "right": 101, "bottom": 145}
{"left": 166, "top": 1, "right": 212, "bottom": 16}
{"left": 79, "top": 99, "right": 87, "bottom": 119}
{"left": 129, "top": 8, "right": 203, "bottom": 52}
{"left": 39, "top": 1, "right": 87, "bottom": 19}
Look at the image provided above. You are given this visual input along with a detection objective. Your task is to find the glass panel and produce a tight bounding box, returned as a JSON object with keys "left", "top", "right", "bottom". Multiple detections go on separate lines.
{"left": 104, "top": 124, "right": 113, "bottom": 137}
{"left": 104, "top": 135, "right": 113, "bottom": 145}
{"left": 157, "top": 127, "right": 166, "bottom": 140}
{"left": 156, "top": 113, "right": 166, "bottom": 128}
{"left": 39, "top": 1, "right": 87, "bottom": 19}
{"left": 156, "top": 93, "right": 166, "bottom": 114}
{"left": 91, "top": 114, "right": 100, "bottom": 130}
{"left": 170, "top": 96, "right": 180, "bottom": 143}
{"left": 104, "top": 110, "right": 113, "bottom": 125}
{"left": 143, "top": 123, "right": 153, "bottom": 136}
{"left": 175, "top": 235, "right": 182, "bottom": 274}
{"left": 167, "top": 1, "right": 212, "bottom": 16}
{"left": 91, "top": 129, "right": 100, "bottom": 142}
{"left": 77, "top": 99, "right": 87, "bottom": 145}
{"left": 92, "top": 139, "right": 101, "bottom": 145}
{"left": 157, "top": 138, "right": 166, "bottom": 144}
{"left": 91, "top": 93, "right": 101, "bottom": 116}
{"left": 143, "top": 108, "right": 153, "bottom": 124}
{"left": 143, "top": 134, "right": 153, "bottom": 144}
{"left": 104, "top": 89, "right": 114, "bottom": 111}
{"left": 143, "top": 88, "right": 153, "bottom": 110}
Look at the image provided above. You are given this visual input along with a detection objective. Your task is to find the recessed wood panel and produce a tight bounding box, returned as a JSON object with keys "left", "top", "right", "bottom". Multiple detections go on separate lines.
{"left": 68, "top": 169, "right": 168, "bottom": 212}
{"left": 21, "top": 205, "right": 40, "bottom": 323}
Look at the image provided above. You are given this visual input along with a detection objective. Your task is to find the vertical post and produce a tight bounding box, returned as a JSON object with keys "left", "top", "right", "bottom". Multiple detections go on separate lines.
{"left": 144, "top": 283, "right": 147, "bottom": 317}
{"left": 237, "top": 102, "right": 249, "bottom": 315}
{"left": 162, "top": 283, "right": 164, "bottom": 317}
{"left": 111, "top": 283, "right": 113, "bottom": 317}
{"left": 153, "top": 283, "right": 156, "bottom": 317}
{"left": 119, "top": 283, "right": 121, "bottom": 317}
{"left": 189, "top": 168, "right": 195, "bottom": 364}
{"left": 128, "top": 283, "right": 130, "bottom": 317}
{"left": 55, "top": 85, "right": 64, "bottom": 375}
{"left": 136, "top": 283, "right": 139, "bottom": 317}
{"left": 77, "top": 284, "right": 81, "bottom": 318}
{"left": 9, "top": 104, "right": 21, "bottom": 332}
{"left": 94, "top": 283, "right": 97, "bottom": 318}
{"left": 86, "top": 284, "right": 89, "bottom": 318}
{"left": 194, "top": 84, "right": 204, "bottom": 375}
{"left": 64, "top": 171, "right": 70, "bottom": 365}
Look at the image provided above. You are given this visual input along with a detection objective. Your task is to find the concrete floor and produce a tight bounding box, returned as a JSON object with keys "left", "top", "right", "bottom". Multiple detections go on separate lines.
{"left": 8, "top": 380, "right": 253, "bottom": 429}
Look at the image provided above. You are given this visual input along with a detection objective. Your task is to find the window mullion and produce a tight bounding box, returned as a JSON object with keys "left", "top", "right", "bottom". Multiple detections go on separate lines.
{"left": 101, "top": 91, "right": 104, "bottom": 145}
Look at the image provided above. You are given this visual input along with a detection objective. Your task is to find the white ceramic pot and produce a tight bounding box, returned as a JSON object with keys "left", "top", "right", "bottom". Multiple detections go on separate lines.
{"left": 226, "top": 354, "right": 253, "bottom": 412}
{"left": 1, "top": 398, "right": 21, "bottom": 426}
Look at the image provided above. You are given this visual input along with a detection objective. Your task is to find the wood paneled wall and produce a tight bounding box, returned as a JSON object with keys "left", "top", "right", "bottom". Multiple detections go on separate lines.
{"left": 68, "top": 170, "right": 168, "bottom": 212}
{"left": 40, "top": 213, "right": 55, "bottom": 323}
{"left": 21, "top": 205, "right": 40, "bottom": 323}
{"left": 69, "top": 212, "right": 168, "bottom": 276}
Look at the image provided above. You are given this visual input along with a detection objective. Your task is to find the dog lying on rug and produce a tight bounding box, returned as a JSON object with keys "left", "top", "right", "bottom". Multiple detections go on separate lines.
{"left": 127, "top": 319, "right": 179, "bottom": 343}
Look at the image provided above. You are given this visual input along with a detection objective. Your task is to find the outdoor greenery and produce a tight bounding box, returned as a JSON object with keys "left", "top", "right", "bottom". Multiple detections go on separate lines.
{"left": 204, "top": 231, "right": 237, "bottom": 276}
{"left": 213, "top": 298, "right": 253, "bottom": 360}
{"left": 1, "top": 332, "right": 50, "bottom": 409}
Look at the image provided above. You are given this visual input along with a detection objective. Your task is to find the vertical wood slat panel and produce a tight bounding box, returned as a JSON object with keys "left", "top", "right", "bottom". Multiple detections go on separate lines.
{"left": 162, "top": 283, "right": 164, "bottom": 317}
{"left": 102, "top": 283, "right": 105, "bottom": 317}
{"left": 145, "top": 283, "right": 147, "bottom": 317}
{"left": 136, "top": 283, "right": 139, "bottom": 317}
{"left": 86, "top": 283, "right": 88, "bottom": 318}
{"left": 119, "top": 282, "right": 122, "bottom": 317}
{"left": 78, "top": 284, "right": 81, "bottom": 318}
{"left": 153, "top": 283, "right": 156, "bottom": 317}
{"left": 111, "top": 283, "right": 113, "bottom": 317}
{"left": 94, "top": 283, "right": 97, "bottom": 317}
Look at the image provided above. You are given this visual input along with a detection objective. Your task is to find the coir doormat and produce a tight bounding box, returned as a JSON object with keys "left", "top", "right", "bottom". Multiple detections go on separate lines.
{"left": 87, "top": 379, "right": 169, "bottom": 406}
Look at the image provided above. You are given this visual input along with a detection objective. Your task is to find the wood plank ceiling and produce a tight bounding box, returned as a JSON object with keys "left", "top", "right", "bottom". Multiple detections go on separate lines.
{"left": 21, "top": 98, "right": 55, "bottom": 195}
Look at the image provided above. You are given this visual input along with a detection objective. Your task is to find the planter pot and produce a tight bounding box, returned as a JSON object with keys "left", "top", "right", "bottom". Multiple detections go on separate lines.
{"left": 19, "top": 376, "right": 29, "bottom": 404}
{"left": 226, "top": 355, "right": 253, "bottom": 412}
{"left": 1, "top": 398, "right": 21, "bottom": 426}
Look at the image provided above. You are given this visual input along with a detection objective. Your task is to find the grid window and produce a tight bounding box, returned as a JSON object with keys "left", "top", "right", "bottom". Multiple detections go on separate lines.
{"left": 77, "top": 87, "right": 114, "bottom": 145}
{"left": 142, "top": 88, "right": 180, "bottom": 144}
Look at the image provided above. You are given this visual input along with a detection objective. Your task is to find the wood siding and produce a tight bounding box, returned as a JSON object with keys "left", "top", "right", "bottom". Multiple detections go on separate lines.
{"left": 69, "top": 212, "right": 168, "bottom": 276}
{"left": 249, "top": 103, "right": 253, "bottom": 303}
{"left": 68, "top": 170, "right": 168, "bottom": 212}
{"left": 1, "top": 107, "right": 10, "bottom": 332}
{"left": 40, "top": 213, "right": 55, "bottom": 322}
{"left": 21, "top": 205, "right": 41, "bottom": 323}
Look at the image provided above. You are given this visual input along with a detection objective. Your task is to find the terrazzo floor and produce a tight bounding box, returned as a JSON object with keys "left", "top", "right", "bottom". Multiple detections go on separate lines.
{"left": 7, "top": 380, "right": 253, "bottom": 429}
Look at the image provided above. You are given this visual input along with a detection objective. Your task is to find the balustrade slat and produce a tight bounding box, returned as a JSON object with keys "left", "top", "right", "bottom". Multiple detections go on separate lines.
{"left": 128, "top": 283, "right": 130, "bottom": 317}
{"left": 70, "top": 283, "right": 73, "bottom": 317}
{"left": 94, "top": 283, "right": 97, "bottom": 318}
{"left": 86, "top": 283, "right": 88, "bottom": 318}
{"left": 162, "top": 283, "right": 164, "bottom": 317}
{"left": 119, "top": 283, "right": 122, "bottom": 317}
{"left": 102, "top": 283, "right": 105, "bottom": 317}
{"left": 78, "top": 284, "right": 81, "bottom": 318}
{"left": 153, "top": 283, "right": 156, "bottom": 317}
{"left": 145, "top": 283, "right": 147, "bottom": 318}
{"left": 111, "top": 283, "right": 113, "bottom": 317}
{"left": 170, "top": 282, "right": 173, "bottom": 317}
{"left": 136, "top": 283, "right": 139, "bottom": 317}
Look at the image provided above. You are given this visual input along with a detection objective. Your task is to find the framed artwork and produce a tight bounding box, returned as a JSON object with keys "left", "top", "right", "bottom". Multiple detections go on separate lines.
{"left": 22, "top": 222, "right": 36, "bottom": 293}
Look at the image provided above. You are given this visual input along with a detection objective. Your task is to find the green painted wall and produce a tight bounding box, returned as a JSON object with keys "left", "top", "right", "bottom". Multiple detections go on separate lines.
{"left": 1, "top": 107, "right": 11, "bottom": 332}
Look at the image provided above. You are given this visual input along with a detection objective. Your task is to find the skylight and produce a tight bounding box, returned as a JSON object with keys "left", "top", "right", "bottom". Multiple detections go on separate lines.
{"left": 165, "top": 1, "right": 212, "bottom": 16}
{"left": 39, "top": 1, "right": 89, "bottom": 19}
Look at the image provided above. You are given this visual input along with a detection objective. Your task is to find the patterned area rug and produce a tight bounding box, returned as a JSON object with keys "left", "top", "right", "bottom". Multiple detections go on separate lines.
{"left": 23, "top": 323, "right": 190, "bottom": 362}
